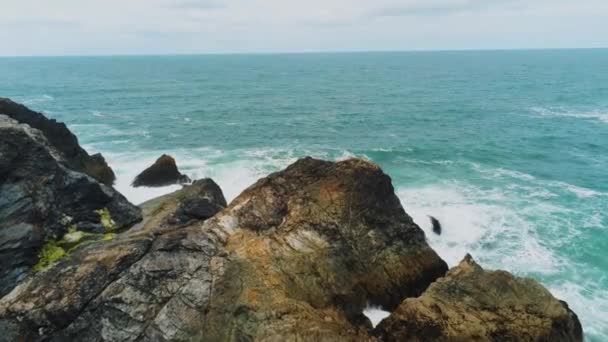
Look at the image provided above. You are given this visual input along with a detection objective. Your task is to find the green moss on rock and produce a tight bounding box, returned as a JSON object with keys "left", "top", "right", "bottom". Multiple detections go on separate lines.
{"left": 33, "top": 241, "right": 66, "bottom": 272}
{"left": 101, "top": 233, "right": 117, "bottom": 241}
{"left": 95, "top": 208, "right": 117, "bottom": 232}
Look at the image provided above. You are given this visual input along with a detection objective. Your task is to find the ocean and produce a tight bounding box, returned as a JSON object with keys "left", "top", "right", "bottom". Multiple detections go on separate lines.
{"left": 1, "top": 50, "right": 607, "bottom": 340}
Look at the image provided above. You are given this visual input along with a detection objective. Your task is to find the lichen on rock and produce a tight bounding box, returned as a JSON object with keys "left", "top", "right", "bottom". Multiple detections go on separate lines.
{"left": 95, "top": 208, "right": 117, "bottom": 232}
{"left": 32, "top": 241, "right": 66, "bottom": 272}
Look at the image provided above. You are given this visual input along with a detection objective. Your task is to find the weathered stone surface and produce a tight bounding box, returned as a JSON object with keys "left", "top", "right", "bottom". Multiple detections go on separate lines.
{"left": 0, "top": 157, "right": 447, "bottom": 341}
{"left": 199, "top": 157, "right": 449, "bottom": 341}
{"left": 0, "top": 97, "right": 115, "bottom": 185}
{"left": 374, "top": 254, "right": 583, "bottom": 342}
{"left": 0, "top": 174, "right": 228, "bottom": 342}
{"left": 0, "top": 115, "right": 142, "bottom": 297}
{"left": 132, "top": 154, "right": 191, "bottom": 188}
{"left": 0, "top": 156, "right": 582, "bottom": 342}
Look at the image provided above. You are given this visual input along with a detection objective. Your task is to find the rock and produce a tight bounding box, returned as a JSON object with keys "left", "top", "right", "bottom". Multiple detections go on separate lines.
{"left": 374, "top": 254, "right": 583, "bottom": 342}
{"left": 0, "top": 97, "right": 116, "bottom": 185}
{"left": 0, "top": 115, "right": 142, "bottom": 297}
{"left": 170, "top": 179, "right": 227, "bottom": 224}
{"left": 0, "top": 171, "right": 227, "bottom": 342}
{"left": 132, "top": 154, "right": 191, "bottom": 188}
{"left": 0, "top": 157, "right": 581, "bottom": 341}
{"left": 0, "top": 157, "right": 448, "bottom": 341}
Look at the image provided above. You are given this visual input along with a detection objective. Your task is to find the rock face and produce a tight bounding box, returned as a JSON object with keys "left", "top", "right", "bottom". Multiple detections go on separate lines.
{"left": 0, "top": 157, "right": 447, "bottom": 341}
{"left": 0, "top": 156, "right": 582, "bottom": 342}
{"left": 132, "top": 154, "right": 191, "bottom": 188}
{"left": 0, "top": 115, "right": 142, "bottom": 297}
{"left": 375, "top": 254, "right": 583, "bottom": 342}
{"left": 0, "top": 97, "right": 116, "bottom": 185}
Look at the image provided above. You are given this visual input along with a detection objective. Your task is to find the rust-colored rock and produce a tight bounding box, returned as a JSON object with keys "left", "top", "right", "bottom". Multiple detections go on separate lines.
{"left": 374, "top": 254, "right": 583, "bottom": 342}
{"left": 0, "top": 157, "right": 582, "bottom": 342}
{"left": 0, "top": 157, "right": 447, "bottom": 341}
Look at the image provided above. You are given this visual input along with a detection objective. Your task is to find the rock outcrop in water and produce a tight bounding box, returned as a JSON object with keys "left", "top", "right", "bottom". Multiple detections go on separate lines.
{"left": 0, "top": 105, "right": 583, "bottom": 341}
{"left": 375, "top": 254, "right": 583, "bottom": 342}
{"left": 0, "top": 98, "right": 116, "bottom": 186}
{"left": 132, "top": 154, "right": 191, "bottom": 188}
{"left": 0, "top": 115, "right": 142, "bottom": 298}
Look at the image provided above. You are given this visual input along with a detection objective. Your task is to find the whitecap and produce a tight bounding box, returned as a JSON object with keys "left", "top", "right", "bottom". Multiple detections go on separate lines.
{"left": 550, "top": 281, "right": 608, "bottom": 341}
{"left": 531, "top": 106, "right": 608, "bottom": 124}
{"left": 397, "top": 183, "right": 562, "bottom": 274}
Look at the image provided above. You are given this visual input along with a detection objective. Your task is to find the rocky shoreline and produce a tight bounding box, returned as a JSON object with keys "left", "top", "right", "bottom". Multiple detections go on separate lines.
{"left": 0, "top": 99, "right": 583, "bottom": 341}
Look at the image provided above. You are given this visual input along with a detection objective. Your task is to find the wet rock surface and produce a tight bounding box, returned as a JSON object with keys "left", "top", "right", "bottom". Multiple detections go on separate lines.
{"left": 0, "top": 98, "right": 116, "bottom": 185}
{"left": 132, "top": 154, "right": 191, "bottom": 188}
{"left": 374, "top": 254, "right": 583, "bottom": 342}
{"left": 0, "top": 115, "right": 142, "bottom": 297}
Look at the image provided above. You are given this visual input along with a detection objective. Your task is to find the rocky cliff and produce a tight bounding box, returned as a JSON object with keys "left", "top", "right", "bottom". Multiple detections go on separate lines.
{"left": 0, "top": 155, "right": 582, "bottom": 342}
{"left": 0, "top": 97, "right": 115, "bottom": 185}
{"left": 0, "top": 115, "right": 141, "bottom": 297}
{"left": 0, "top": 99, "right": 583, "bottom": 341}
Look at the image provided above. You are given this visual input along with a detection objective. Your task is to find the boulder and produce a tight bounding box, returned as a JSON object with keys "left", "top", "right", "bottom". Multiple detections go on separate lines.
{"left": 374, "top": 254, "right": 583, "bottom": 342}
{"left": 0, "top": 115, "right": 142, "bottom": 297}
{"left": 132, "top": 154, "right": 191, "bottom": 187}
{"left": 0, "top": 97, "right": 115, "bottom": 185}
{"left": 0, "top": 157, "right": 447, "bottom": 341}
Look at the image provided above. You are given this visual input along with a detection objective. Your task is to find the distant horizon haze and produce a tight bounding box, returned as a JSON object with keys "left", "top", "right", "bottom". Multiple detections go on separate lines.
{"left": 1, "top": 0, "right": 607, "bottom": 56}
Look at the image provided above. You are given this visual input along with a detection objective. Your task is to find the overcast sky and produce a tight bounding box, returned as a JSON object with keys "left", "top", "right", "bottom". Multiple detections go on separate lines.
{"left": 1, "top": 0, "right": 606, "bottom": 56}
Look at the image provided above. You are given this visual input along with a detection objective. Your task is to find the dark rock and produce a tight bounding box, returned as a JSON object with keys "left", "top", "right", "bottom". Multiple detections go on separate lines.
{"left": 173, "top": 179, "right": 227, "bottom": 223}
{"left": 0, "top": 97, "right": 116, "bottom": 185}
{"left": 0, "top": 115, "right": 141, "bottom": 297}
{"left": 374, "top": 254, "right": 583, "bottom": 342}
{"left": 429, "top": 215, "right": 442, "bottom": 235}
{"left": 0, "top": 172, "right": 227, "bottom": 342}
{"left": 132, "top": 154, "right": 191, "bottom": 188}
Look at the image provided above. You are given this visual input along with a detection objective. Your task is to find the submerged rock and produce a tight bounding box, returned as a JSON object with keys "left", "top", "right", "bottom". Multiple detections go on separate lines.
{"left": 132, "top": 154, "right": 191, "bottom": 187}
{"left": 0, "top": 115, "right": 142, "bottom": 297}
{"left": 0, "top": 97, "right": 116, "bottom": 185}
{"left": 374, "top": 254, "right": 583, "bottom": 342}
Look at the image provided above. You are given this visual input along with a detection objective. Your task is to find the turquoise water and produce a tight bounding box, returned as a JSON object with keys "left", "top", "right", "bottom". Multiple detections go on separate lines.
{"left": 1, "top": 50, "right": 607, "bottom": 340}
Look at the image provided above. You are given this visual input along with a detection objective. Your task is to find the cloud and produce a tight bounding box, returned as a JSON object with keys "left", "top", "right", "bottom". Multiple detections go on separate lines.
{"left": 3, "top": 19, "right": 81, "bottom": 29}
{"left": 0, "top": 0, "right": 606, "bottom": 55}
{"left": 166, "top": 0, "right": 226, "bottom": 10}
{"left": 370, "top": 0, "right": 516, "bottom": 17}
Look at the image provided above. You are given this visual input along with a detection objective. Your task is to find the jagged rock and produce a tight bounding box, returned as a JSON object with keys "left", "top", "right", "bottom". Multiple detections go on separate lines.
{"left": 0, "top": 97, "right": 116, "bottom": 185}
{"left": 0, "top": 115, "right": 142, "bottom": 297}
{"left": 374, "top": 254, "right": 583, "bottom": 342}
{"left": 0, "top": 157, "right": 447, "bottom": 341}
{"left": 132, "top": 154, "right": 191, "bottom": 188}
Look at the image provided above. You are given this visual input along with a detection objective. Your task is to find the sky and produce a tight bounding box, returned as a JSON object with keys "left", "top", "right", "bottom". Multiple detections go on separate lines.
{"left": 0, "top": 0, "right": 607, "bottom": 56}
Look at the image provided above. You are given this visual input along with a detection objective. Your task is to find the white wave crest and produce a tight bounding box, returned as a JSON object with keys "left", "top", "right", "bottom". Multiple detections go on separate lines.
{"left": 397, "top": 183, "right": 562, "bottom": 273}
{"left": 531, "top": 106, "right": 608, "bottom": 124}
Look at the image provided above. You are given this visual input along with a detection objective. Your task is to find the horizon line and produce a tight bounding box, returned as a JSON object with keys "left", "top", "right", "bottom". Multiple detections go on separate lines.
{"left": 1, "top": 46, "right": 607, "bottom": 58}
